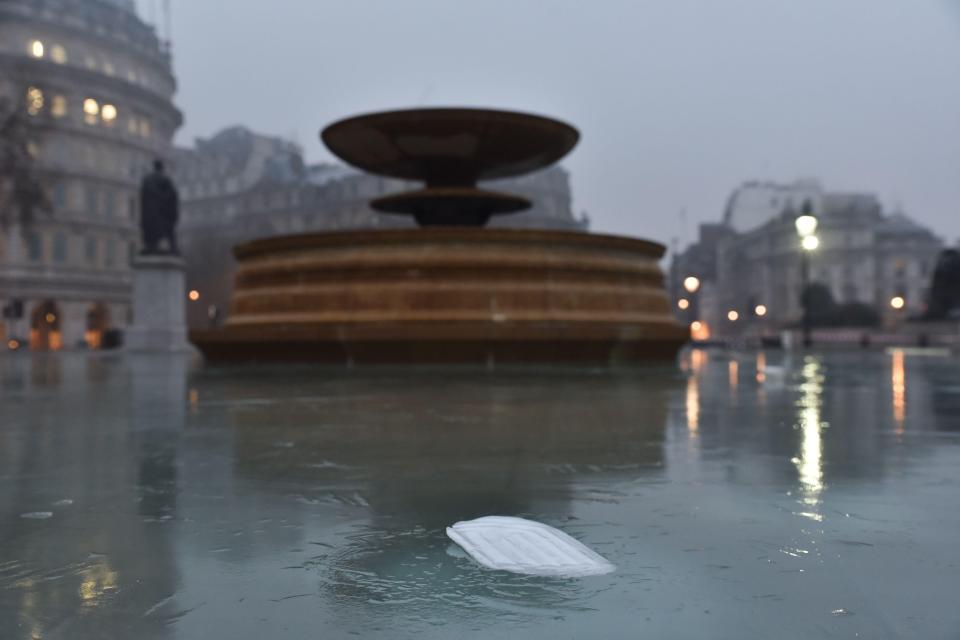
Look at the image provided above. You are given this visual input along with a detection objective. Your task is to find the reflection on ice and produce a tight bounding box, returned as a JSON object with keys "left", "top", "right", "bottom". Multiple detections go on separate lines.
{"left": 891, "top": 349, "right": 906, "bottom": 431}
{"left": 794, "top": 357, "right": 824, "bottom": 508}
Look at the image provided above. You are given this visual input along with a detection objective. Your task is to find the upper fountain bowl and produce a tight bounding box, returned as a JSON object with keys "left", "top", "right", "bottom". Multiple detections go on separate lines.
{"left": 320, "top": 108, "right": 580, "bottom": 185}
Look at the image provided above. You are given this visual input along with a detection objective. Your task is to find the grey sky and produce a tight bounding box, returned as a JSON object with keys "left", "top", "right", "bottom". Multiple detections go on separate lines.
{"left": 144, "top": 0, "right": 959, "bottom": 247}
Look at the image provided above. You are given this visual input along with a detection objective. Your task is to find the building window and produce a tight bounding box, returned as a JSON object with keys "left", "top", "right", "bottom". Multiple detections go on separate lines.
{"left": 105, "top": 239, "right": 115, "bottom": 268}
{"left": 128, "top": 196, "right": 137, "bottom": 220}
{"left": 103, "top": 60, "right": 115, "bottom": 76}
{"left": 27, "top": 232, "right": 43, "bottom": 261}
{"left": 84, "top": 56, "right": 97, "bottom": 70}
{"left": 51, "top": 44, "right": 67, "bottom": 64}
{"left": 53, "top": 232, "right": 67, "bottom": 263}
{"left": 85, "top": 186, "right": 98, "bottom": 216}
{"left": 29, "top": 40, "right": 44, "bottom": 58}
{"left": 83, "top": 98, "right": 99, "bottom": 125}
{"left": 51, "top": 95, "right": 67, "bottom": 118}
{"left": 138, "top": 117, "right": 152, "bottom": 139}
{"left": 52, "top": 183, "right": 67, "bottom": 210}
{"left": 101, "top": 104, "right": 118, "bottom": 125}
{"left": 894, "top": 258, "right": 906, "bottom": 278}
{"left": 127, "top": 116, "right": 138, "bottom": 135}
{"left": 85, "top": 237, "right": 98, "bottom": 264}
{"left": 26, "top": 87, "right": 44, "bottom": 116}
{"left": 103, "top": 191, "right": 114, "bottom": 219}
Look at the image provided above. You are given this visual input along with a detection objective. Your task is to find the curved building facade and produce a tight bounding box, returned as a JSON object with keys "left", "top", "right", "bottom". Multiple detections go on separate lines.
{"left": 0, "top": 0, "right": 182, "bottom": 349}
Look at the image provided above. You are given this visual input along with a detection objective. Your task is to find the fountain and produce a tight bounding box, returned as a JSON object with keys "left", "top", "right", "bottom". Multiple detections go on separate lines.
{"left": 192, "top": 108, "right": 688, "bottom": 364}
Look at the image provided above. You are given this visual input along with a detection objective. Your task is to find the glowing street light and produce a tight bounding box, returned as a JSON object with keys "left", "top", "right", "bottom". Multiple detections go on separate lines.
{"left": 683, "top": 276, "right": 700, "bottom": 293}
{"left": 801, "top": 235, "right": 820, "bottom": 251}
{"left": 677, "top": 298, "right": 690, "bottom": 310}
{"left": 188, "top": 290, "right": 201, "bottom": 301}
{"left": 727, "top": 310, "right": 739, "bottom": 322}
{"left": 795, "top": 213, "right": 818, "bottom": 238}
{"left": 890, "top": 296, "right": 905, "bottom": 310}
{"left": 755, "top": 304, "right": 767, "bottom": 317}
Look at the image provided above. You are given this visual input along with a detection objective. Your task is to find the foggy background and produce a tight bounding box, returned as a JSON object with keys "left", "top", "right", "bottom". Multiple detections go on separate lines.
{"left": 138, "top": 0, "right": 960, "bottom": 247}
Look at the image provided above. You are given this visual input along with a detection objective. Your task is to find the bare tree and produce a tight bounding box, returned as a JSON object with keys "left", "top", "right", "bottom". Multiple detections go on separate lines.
{"left": 0, "top": 96, "right": 49, "bottom": 230}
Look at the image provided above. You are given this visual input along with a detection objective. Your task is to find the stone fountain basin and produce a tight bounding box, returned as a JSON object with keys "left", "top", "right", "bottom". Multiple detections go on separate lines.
{"left": 191, "top": 228, "right": 688, "bottom": 364}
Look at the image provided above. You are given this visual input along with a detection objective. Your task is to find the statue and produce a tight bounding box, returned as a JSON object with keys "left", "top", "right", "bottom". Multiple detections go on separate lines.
{"left": 139, "top": 159, "right": 179, "bottom": 254}
{"left": 925, "top": 249, "right": 960, "bottom": 320}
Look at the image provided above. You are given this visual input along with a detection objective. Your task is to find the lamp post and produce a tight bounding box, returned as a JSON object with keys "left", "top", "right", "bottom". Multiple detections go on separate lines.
{"left": 795, "top": 201, "right": 819, "bottom": 348}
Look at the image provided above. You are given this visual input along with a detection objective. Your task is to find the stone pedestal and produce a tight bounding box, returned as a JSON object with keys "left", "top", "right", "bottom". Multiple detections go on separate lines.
{"left": 126, "top": 255, "right": 191, "bottom": 352}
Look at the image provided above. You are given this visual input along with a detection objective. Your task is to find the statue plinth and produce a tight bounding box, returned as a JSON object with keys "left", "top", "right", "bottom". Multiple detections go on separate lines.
{"left": 126, "top": 254, "right": 192, "bottom": 352}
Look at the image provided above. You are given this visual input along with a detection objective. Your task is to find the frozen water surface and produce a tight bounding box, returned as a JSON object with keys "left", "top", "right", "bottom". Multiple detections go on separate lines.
{"left": 1, "top": 350, "right": 960, "bottom": 638}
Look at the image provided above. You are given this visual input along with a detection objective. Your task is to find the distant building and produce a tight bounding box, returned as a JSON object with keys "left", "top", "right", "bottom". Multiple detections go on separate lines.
{"left": 0, "top": 0, "right": 181, "bottom": 349}
{"left": 671, "top": 181, "right": 943, "bottom": 338}
{"left": 171, "top": 126, "right": 588, "bottom": 329}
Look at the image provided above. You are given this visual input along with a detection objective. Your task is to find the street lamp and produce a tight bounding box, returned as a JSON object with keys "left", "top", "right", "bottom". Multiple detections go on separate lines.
{"left": 754, "top": 304, "right": 767, "bottom": 317}
{"left": 890, "top": 296, "right": 905, "bottom": 310}
{"left": 727, "top": 310, "right": 739, "bottom": 322}
{"left": 677, "top": 298, "right": 690, "bottom": 310}
{"left": 683, "top": 276, "right": 701, "bottom": 293}
{"left": 795, "top": 201, "right": 819, "bottom": 347}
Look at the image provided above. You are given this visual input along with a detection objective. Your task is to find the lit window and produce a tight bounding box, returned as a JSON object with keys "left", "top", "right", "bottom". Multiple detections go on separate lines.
{"left": 127, "top": 69, "right": 138, "bottom": 83}
{"left": 127, "top": 116, "right": 138, "bottom": 135}
{"left": 26, "top": 87, "right": 44, "bottom": 116}
{"left": 30, "top": 40, "right": 44, "bottom": 58}
{"left": 85, "top": 56, "right": 97, "bottom": 70}
{"left": 51, "top": 44, "right": 67, "bottom": 64}
{"left": 139, "top": 117, "right": 152, "bottom": 138}
{"left": 101, "top": 104, "right": 117, "bottom": 124}
{"left": 51, "top": 95, "right": 67, "bottom": 118}
{"left": 83, "top": 98, "right": 99, "bottom": 125}
{"left": 103, "top": 61, "right": 115, "bottom": 76}
{"left": 26, "top": 141, "right": 39, "bottom": 159}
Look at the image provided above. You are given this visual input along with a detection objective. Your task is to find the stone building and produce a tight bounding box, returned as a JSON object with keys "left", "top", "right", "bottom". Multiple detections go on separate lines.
{"left": 171, "top": 126, "right": 588, "bottom": 329}
{"left": 0, "top": 0, "right": 181, "bottom": 350}
{"left": 671, "top": 180, "right": 943, "bottom": 338}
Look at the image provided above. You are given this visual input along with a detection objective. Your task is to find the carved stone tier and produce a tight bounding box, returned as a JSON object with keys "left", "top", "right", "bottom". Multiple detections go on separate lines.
{"left": 191, "top": 228, "right": 688, "bottom": 364}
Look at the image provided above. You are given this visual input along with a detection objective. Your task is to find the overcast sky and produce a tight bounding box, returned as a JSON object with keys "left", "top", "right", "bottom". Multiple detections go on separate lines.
{"left": 139, "top": 0, "right": 960, "bottom": 247}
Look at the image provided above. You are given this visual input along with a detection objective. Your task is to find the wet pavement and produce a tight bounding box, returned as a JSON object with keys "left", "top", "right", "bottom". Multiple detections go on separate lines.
{"left": 1, "top": 349, "right": 959, "bottom": 639}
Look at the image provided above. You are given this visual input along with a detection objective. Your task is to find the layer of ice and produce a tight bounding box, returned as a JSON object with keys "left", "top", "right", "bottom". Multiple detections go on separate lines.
{"left": 447, "top": 516, "right": 615, "bottom": 577}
